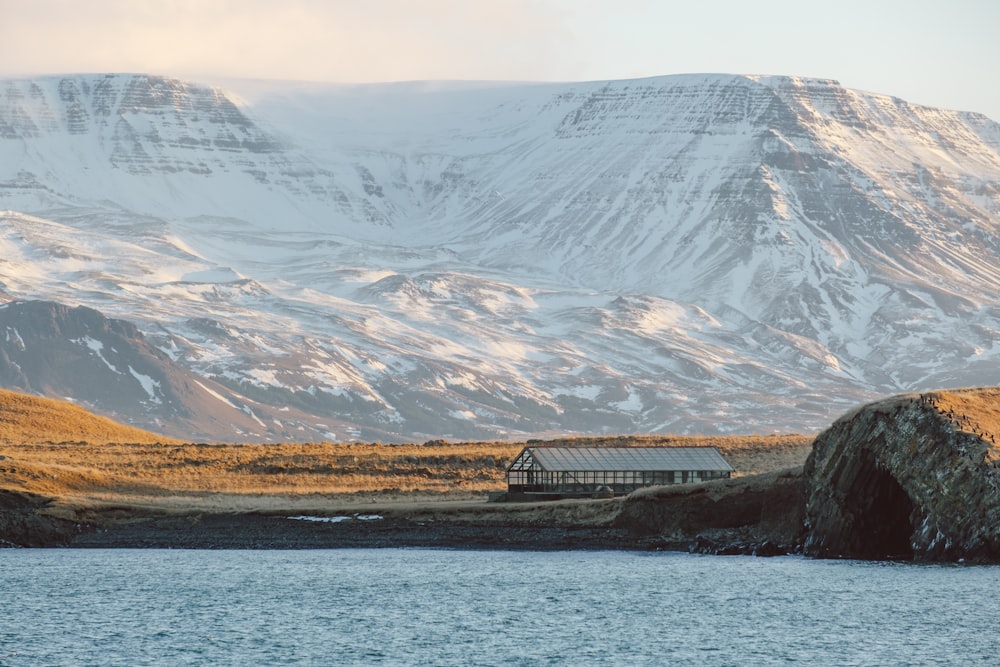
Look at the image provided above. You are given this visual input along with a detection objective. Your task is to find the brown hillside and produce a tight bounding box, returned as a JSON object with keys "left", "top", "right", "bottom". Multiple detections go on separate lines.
{"left": 0, "top": 389, "right": 178, "bottom": 445}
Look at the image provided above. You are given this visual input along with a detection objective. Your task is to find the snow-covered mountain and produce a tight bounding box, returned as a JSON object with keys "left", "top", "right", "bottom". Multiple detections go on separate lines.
{"left": 1, "top": 72, "right": 998, "bottom": 442}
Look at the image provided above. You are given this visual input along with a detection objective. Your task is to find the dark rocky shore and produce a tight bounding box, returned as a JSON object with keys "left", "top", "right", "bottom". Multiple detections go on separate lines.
{"left": 0, "top": 489, "right": 81, "bottom": 548}
{"left": 16, "top": 508, "right": 795, "bottom": 555}
{"left": 67, "top": 513, "right": 636, "bottom": 551}
{"left": 3, "top": 477, "right": 801, "bottom": 555}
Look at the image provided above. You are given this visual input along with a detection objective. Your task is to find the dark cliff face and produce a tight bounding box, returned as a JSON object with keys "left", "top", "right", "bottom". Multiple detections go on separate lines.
{"left": 614, "top": 468, "right": 807, "bottom": 555}
{"left": 803, "top": 389, "right": 1000, "bottom": 562}
{"left": 0, "top": 490, "right": 78, "bottom": 547}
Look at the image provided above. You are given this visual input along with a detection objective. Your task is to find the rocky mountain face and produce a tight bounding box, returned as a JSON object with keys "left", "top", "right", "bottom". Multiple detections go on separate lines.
{"left": 0, "top": 74, "right": 355, "bottom": 222}
{"left": 0, "top": 73, "right": 998, "bottom": 442}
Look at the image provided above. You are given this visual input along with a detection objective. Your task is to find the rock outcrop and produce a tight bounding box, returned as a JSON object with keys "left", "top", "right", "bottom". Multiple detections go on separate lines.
{"left": 0, "top": 490, "right": 78, "bottom": 547}
{"left": 615, "top": 387, "right": 1000, "bottom": 562}
{"left": 803, "top": 388, "right": 1000, "bottom": 562}
{"left": 615, "top": 467, "right": 807, "bottom": 555}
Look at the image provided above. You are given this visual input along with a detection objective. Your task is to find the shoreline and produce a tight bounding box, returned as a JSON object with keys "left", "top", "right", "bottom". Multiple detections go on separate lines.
{"left": 8, "top": 389, "right": 1000, "bottom": 562}
{"left": 4, "top": 470, "right": 806, "bottom": 557}
{"left": 67, "top": 493, "right": 642, "bottom": 551}
{"left": 66, "top": 511, "right": 640, "bottom": 551}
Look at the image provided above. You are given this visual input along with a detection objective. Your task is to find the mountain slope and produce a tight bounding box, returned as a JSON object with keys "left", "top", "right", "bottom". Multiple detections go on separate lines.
{"left": 0, "top": 73, "right": 998, "bottom": 441}
{"left": 0, "top": 300, "right": 364, "bottom": 442}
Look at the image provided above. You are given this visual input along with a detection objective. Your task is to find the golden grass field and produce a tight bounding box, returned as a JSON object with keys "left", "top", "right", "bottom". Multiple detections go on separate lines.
{"left": 0, "top": 388, "right": 815, "bottom": 516}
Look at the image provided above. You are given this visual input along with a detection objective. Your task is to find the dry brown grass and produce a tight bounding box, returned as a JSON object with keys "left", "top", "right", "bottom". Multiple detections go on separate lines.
{"left": 0, "top": 388, "right": 815, "bottom": 514}
{"left": 1, "top": 434, "right": 813, "bottom": 510}
{"left": 931, "top": 388, "right": 1000, "bottom": 462}
{"left": 0, "top": 389, "right": 178, "bottom": 445}
{"left": 0, "top": 440, "right": 523, "bottom": 498}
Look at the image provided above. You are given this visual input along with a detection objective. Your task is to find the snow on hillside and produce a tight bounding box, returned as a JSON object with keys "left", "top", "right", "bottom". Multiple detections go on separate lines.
{"left": 0, "top": 72, "right": 998, "bottom": 441}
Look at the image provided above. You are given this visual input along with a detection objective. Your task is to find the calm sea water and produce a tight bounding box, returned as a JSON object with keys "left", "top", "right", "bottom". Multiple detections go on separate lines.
{"left": 1, "top": 548, "right": 997, "bottom": 666}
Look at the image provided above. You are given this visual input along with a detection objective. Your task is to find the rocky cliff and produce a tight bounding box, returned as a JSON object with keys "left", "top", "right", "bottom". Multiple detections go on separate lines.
{"left": 803, "top": 388, "right": 1000, "bottom": 562}
{"left": 0, "top": 490, "right": 78, "bottom": 547}
{"left": 614, "top": 467, "right": 806, "bottom": 555}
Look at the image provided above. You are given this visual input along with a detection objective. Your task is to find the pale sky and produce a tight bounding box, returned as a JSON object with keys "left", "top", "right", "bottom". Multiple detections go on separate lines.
{"left": 2, "top": 0, "right": 998, "bottom": 120}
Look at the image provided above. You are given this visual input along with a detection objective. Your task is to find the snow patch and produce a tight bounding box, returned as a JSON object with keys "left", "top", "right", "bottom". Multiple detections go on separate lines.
{"left": 192, "top": 379, "right": 240, "bottom": 409}
{"left": 73, "top": 337, "right": 121, "bottom": 374}
{"left": 128, "top": 366, "right": 161, "bottom": 403}
{"left": 179, "top": 267, "right": 244, "bottom": 283}
{"left": 288, "top": 514, "right": 383, "bottom": 523}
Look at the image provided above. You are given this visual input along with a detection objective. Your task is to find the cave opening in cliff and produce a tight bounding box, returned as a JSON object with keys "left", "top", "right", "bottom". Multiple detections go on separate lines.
{"left": 843, "top": 454, "right": 915, "bottom": 560}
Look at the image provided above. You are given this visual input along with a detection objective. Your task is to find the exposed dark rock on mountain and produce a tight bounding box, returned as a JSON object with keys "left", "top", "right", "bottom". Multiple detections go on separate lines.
{"left": 0, "top": 300, "right": 345, "bottom": 442}
{"left": 803, "top": 388, "right": 1000, "bottom": 562}
{"left": 0, "top": 300, "right": 180, "bottom": 409}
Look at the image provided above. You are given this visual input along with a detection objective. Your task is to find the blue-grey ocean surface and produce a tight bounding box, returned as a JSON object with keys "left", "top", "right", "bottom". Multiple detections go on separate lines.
{"left": 1, "top": 548, "right": 997, "bottom": 666}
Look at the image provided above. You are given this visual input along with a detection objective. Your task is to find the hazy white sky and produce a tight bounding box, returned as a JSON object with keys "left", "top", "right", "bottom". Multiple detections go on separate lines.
{"left": 2, "top": 0, "right": 998, "bottom": 120}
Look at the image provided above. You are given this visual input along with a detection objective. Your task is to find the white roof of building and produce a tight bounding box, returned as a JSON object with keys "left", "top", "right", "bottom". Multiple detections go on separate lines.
{"left": 521, "top": 446, "right": 733, "bottom": 472}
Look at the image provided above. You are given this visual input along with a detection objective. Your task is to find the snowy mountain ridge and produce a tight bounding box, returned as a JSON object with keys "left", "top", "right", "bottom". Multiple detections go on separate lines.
{"left": 0, "top": 72, "right": 998, "bottom": 441}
